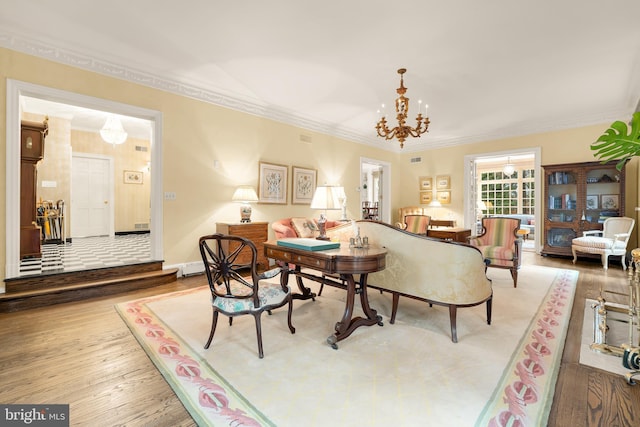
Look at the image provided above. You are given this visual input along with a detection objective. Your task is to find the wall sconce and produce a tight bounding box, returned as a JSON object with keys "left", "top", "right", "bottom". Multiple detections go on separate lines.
{"left": 232, "top": 186, "right": 259, "bottom": 223}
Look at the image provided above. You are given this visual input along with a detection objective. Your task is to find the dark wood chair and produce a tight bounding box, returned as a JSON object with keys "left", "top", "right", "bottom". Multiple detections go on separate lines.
{"left": 198, "top": 233, "right": 295, "bottom": 358}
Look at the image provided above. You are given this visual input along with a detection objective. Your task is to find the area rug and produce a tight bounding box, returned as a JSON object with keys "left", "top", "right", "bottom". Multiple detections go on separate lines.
{"left": 579, "top": 299, "right": 635, "bottom": 376}
{"left": 116, "top": 265, "right": 577, "bottom": 427}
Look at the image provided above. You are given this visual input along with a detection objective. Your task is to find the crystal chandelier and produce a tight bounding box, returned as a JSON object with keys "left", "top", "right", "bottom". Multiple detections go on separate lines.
{"left": 376, "top": 68, "right": 430, "bottom": 148}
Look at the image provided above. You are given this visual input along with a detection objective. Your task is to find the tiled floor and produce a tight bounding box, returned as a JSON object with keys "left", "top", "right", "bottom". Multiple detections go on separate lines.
{"left": 19, "top": 234, "right": 152, "bottom": 276}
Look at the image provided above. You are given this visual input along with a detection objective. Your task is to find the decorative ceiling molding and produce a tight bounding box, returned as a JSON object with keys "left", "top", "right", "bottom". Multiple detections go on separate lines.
{"left": 0, "top": 30, "right": 632, "bottom": 154}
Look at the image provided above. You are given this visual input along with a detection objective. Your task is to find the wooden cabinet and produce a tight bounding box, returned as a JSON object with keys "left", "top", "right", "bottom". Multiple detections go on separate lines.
{"left": 427, "top": 227, "right": 471, "bottom": 243}
{"left": 20, "top": 119, "right": 48, "bottom": 259}
{"left": 541, "top": 161, "right": 625, "bottom": 257}
{"left": 216, "top": 222, "right": 268, "bottom": 268}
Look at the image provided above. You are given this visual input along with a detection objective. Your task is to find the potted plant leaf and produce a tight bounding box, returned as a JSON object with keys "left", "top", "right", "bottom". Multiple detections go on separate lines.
{"left": 591, "top": 111, "right": 640, "bottom": 170}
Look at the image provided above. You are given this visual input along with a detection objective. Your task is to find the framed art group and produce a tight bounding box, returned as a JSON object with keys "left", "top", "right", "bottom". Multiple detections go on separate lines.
{"left": 258, "top": 162, "right": 317, "bottom": 205}
{"left": 418, "top": 174, "right": 451, "bottom": 205}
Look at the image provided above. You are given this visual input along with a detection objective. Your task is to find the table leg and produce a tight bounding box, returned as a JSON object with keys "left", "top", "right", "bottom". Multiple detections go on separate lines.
{"left": 280, "top": 263, "right": 316, "bottom": 302}
{"left": 326, "top": 273, "right": 383, "bottom": 349}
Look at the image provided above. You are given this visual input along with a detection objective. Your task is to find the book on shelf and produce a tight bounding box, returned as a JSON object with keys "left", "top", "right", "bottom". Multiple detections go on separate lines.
{"left": 276, "top": 238, "right": 340, "bottom": 251}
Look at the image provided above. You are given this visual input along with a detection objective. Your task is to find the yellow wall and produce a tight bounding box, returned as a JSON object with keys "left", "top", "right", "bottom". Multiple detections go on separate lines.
{"left": 1, "top": 47, "right": 637, "bottom": 280}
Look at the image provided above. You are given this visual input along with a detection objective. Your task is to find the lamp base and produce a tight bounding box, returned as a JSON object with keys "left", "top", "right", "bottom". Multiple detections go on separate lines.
{"left": 316, "top": 214, "right": 329, "bottom": 240}
{"left": 239, "top": 204, "right": 252, "bottom": 223}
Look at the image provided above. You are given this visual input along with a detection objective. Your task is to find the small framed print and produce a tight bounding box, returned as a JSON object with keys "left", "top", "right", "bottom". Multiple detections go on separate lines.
{"left": 586, "top": 195, "right": 598, "bottom": 209}
{"left": 419, "top": 191, "right": 432, "bottom": 204}
{"left": 436, "top": 190, "right": 451, "bottom": 205}
{"left": 258, "top": 162, "right": 288, "bottom": 204}
{"left": 600, "top": 194, "right": 619, "bottom": 210}
{"left": 124, "top": 170, "right": 143, "bottom": 184}
{"left": 436, "top": 175, "right": 450, "bottom": 190}
{"left": 419, "top": 176, "right": 432, "bottom": 191}
{"left": 291, "top": 166, "right": 317, "bottom": 204}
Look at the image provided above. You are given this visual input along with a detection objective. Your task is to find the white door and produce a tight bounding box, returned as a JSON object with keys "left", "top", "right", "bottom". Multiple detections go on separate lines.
{"left": 71, "top": 155, "right": 112, "bottom": 237}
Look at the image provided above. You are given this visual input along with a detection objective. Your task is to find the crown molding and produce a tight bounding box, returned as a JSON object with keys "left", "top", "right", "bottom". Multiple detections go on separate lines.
{"left": 0, "top": 30, "right": 634, "bottom": 155}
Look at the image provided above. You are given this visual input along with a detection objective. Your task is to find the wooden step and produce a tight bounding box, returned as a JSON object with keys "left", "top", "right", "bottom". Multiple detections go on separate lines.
{"left": 1, "top": 262, "right": 178, "bottom": 313}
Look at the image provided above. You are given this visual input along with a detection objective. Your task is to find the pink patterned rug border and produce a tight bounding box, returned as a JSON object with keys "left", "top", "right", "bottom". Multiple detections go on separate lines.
{"left": 475, "top": 268, "right": 578, "bottom": 427}
{"left": 115, "top": 286, "right": 274, "bottom": 427}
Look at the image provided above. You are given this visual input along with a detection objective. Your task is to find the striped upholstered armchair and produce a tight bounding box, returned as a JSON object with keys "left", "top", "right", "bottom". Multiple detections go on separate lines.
{"left": 398, "top": 214, "right": 431, "bottom": 235}
{"left": 468, "top": 217, "right": 522, "bottom": 287}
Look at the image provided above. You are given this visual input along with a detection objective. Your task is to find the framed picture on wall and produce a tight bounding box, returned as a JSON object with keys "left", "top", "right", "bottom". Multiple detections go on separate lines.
{"left": 419, "top": 191, "right": 433, "bottom": 204}
{"left": 436, "top": 175, "right": 450, "bottom": 190}
{"left": 258, "top": 162, "right": 288, "bottom": 204}
{"left": 419, "top": 176, "right": 432, "bottom": 191}
{"left": 436, "top": 190, "right": 451, "bottom": 205}
{"left": 124, "top": 170, "right": 143, "bottom": 184}
{"left": 291, "top": 166, "right": 316, "bottom": 204}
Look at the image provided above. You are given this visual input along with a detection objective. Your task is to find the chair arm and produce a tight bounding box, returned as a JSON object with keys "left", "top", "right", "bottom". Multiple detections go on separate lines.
{"left": 613, "top": 233, "right": 630, "bottom": 241}
{"left": 395, "top": 222, "right": 407, "bottom": 230}
{"left": 258, "top": 267, "right": 282, "bottom": 281}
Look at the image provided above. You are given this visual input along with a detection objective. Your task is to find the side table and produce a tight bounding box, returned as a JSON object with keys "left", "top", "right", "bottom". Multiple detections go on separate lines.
{"left": 427, "top": 227, "right": 471, "bottom": 243}
{"left": 216, "top": 222, "right": 268, "bottom": 268}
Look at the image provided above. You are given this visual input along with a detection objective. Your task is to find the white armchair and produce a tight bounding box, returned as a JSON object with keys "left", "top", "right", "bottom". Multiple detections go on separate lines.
{"left": 571, "top": 217, "right": 635, "bottom": 270}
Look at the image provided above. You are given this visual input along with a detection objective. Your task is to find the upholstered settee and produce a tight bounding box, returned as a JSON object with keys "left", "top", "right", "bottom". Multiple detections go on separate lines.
{"left": 272, "top": 217, "right": 343, "bottom": 239}
{"left": 326, "top": 220, "right": 493, "bottom": 342}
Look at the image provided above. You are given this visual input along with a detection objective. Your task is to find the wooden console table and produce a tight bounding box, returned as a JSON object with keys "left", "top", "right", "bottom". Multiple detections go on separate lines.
{"left": 264, "top": 240, "right": 387, "bottom": 349}
{"left": 427, "top": 227, "right": 471, "bottom": 243}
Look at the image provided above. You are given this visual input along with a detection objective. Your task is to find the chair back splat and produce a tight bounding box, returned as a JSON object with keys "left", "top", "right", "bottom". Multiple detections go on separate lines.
{"left": 198, "top": 233, "right": 295, "bottom": 358}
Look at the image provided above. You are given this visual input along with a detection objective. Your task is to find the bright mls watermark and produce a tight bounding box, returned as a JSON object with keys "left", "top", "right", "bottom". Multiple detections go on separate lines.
{"left": 0, "top": 405, "right": 69, "bottom": 426}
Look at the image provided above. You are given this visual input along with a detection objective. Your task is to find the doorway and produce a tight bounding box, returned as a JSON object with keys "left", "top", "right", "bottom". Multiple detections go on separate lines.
{"left": 5, "top": 80, "right": 164, "bottom": 279}
{"left": 463, "top": 148, "right": 541, "bottom": 253}
{"left": 360, "top": 157, "right": 391, "bottom": 223}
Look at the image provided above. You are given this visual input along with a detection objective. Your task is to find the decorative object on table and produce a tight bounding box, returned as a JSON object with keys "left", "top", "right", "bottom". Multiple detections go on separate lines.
{"left": 231, "top": 186, "right": 259, "bottom": 223}
{"left": 310, "top": 185, "right": 342, "bottom": 240}
{"left": 419, "top": 176, "right": 432, "bottom": 190}
{"left": 419, "top": 191, "right": 432, "bottom": 204}
{"left": 591, "top": 111, "right": 640, "bottom": 171}
{"left": 349, "top": 220, "right": 369, "bottom": 248}
{"left": 436, "top": 190, "right": 451, "bottom": 205}
{"left": 291, "top": 166, "right": 316, "bottom": 204}
{"left": 435, "top": 175, "right": 450, "bottom": 190}
{"left": 123, "top": 170, "right": 143, "bottom": 184}
{"left": 375, "top": 68, "right": 430, "bottom": 149}
{"left": 258, "top": 162, "right": 288, "bottom": 204}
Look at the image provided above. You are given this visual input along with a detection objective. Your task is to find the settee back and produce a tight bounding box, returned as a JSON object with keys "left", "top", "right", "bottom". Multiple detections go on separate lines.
{"left": 326, "top": 220, "right": 492, "bottom": 305}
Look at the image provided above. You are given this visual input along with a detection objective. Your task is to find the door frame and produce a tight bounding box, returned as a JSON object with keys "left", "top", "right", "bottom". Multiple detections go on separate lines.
{"left": 359, "top": 157, "right": 392, "bottom": 223}
{"left": 5, "top": 79, "right": 164, "bottom": 279}
{"left": 463, "top": 147, "right": 542, "bottom": 253}
{"left": 71, "top": 153, "right": 115, "bottom": 238}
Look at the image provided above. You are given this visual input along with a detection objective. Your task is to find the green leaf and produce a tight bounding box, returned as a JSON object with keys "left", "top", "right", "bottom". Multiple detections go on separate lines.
{"left": 591, "top": 111, "right": 640, "bottom": 170}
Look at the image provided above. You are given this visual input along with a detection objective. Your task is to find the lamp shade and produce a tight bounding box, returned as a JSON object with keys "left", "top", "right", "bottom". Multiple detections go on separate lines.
{"left": 428, "top": 200, "right": 442, "bottom": 208}
{"left": 100, "top": 116, "right": 128, "bottom": 145}
{"left": 310, "top": 186, "right": 342, "bottom": 210}
{"left": 232, "top": 186, "right": 258, "bottom": 203}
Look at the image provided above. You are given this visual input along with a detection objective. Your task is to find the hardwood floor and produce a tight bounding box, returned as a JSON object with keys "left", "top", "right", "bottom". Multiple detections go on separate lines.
{"left": 0, "top": 252, "right": 638, "bottom": 426}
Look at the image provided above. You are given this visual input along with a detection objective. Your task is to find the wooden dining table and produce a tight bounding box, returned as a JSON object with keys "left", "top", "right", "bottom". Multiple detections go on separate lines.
{"left": 264, "top": 240, "right": 387, "bottom": 349}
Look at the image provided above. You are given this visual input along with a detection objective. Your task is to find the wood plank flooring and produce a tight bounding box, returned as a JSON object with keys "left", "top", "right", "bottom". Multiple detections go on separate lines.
{"left": 0, "top": 252, "right": 638, "bottom": 426}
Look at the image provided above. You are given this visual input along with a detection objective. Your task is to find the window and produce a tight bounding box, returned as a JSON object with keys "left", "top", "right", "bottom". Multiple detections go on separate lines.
{"left": 480, "top": 168, "right": 535, "bottom": 215}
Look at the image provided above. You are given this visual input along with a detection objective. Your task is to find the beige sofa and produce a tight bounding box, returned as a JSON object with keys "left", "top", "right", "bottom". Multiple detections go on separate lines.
{"left": 326, "top": 220, "right": 492, "bottom": 342}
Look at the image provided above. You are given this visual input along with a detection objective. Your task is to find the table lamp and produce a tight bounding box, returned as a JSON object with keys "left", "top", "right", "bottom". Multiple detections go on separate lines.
{"left": 232, "top": 186, "right": 259, "bottom": 223}
{"left": 334, "top": 186, "right": 348, "bottom": 221}
{"left": 310, "top": 185, "right": 342, "bottom": 240}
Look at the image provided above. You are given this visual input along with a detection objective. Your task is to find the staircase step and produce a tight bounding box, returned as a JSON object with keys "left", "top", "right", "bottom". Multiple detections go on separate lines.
{"left": 1, "top": 263, "right": 178, "bottom": 313}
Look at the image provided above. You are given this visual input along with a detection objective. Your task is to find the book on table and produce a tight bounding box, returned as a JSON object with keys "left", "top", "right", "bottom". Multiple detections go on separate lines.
{"left": 276, "top": 238, "right": 340, "bottom": 251}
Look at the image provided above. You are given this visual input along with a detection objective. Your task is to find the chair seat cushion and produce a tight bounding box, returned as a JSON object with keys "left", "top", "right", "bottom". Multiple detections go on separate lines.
{"left": 476, "top": 245, "right": 515, "bottom": 262}
{"left": 572, "top": 236, "right": 625, "bottom": 250}
{"left": 212, "top": 282, "right": 290, "bottom": 313}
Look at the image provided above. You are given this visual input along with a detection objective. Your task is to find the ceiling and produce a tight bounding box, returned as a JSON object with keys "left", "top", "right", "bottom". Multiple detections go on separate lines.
{"left": 2, "top": 1, "right": 640, "bottom": 153}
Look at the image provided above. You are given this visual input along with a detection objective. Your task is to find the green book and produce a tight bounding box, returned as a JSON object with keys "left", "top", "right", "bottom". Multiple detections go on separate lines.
{"left": 277, "top": 238, "right": 340, "bottom": 251}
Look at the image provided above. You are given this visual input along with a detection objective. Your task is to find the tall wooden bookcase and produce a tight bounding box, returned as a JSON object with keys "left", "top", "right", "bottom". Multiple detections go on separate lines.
{"left": 541, "top": 160, "right": 626, "bottom": 257}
